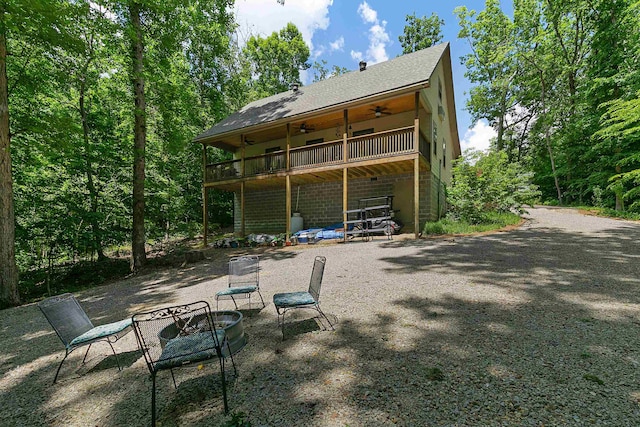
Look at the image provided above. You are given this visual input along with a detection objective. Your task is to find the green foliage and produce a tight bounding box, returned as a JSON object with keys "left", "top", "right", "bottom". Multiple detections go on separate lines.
{"left": 7, "top": 0, "right": 238, "bottom": 275}
{"left": 311, "top": 59, "right": 349, "bottom": 82}
{"left": 243, "top": 22, "right": 310, "bottom": 98}
{"left": 447, "top": 150, "right": 540, "bottom": 224}
{"left": 591, "top": 186, "right": 604, "bottom": 208}
{"left": 398, "top": 12, "right": 444, "bottom": 54}
{"left": 423, "top": 212, "right": 522, "bottom": 235}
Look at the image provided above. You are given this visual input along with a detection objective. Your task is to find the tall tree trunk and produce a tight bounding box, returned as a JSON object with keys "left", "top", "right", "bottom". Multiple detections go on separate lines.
{"left": 539, "top": 72, "right": 562, "bottom": 205}
{"left": 0, "top": 16, "right": 20, "bottom": 307}
{"left": 130, "top": 2, "right": 147, "bottom": 271}
{"left": 79, "top": 77, "right": 106, "bottom": 261}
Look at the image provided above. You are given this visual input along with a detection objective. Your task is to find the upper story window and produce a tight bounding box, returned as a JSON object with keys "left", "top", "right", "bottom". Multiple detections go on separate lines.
{"left": 432, "top": 121, "right": 438, "bottom": 156}
{"left": 352, "top": 128, "right": 374, "bottom": 137}
{"left": 438, "top": 78, "right": 442, "bottom": 102}
{"left": 306, "top": 138, "right": 324, "bottom": 146}
{"left": 442, "top": 139, "right": 446, "bottom": 167}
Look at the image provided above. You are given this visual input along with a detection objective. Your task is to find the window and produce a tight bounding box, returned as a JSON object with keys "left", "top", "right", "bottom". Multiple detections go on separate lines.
{"left": 432, "top": 121, "right": 437, "bottom": 156}
{"left": 265, "top": 146, "right": 281, "bottom": 154}
{"left": 305, "top": 138, "right": 324, "bottom": 146}
{"left": 438, "top": 78, "right": 442, "bottom": 101}
{"left": 352, "top": 128, "right": 374, "bottom": 137}
{"left": 442, "top": 139, "right": 446, "bottom": 167}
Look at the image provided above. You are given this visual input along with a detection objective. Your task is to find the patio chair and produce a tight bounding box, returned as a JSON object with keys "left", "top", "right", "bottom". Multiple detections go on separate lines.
{"left": 38, "top": 293, "right": 133, "bottom": 384}
{"left": 215, "top": 255, "right": 265, "bottom": 310}
{"left": 131, "top": 301, "right": 236, "bottom": 426}
{"left": 273, "top": 256, "right": 334, "bottom": 339}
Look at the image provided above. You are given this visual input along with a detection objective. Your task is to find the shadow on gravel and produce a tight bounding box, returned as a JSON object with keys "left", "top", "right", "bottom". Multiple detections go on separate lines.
{"left": 3, "top": 216, "right": 640, "bottom": 426}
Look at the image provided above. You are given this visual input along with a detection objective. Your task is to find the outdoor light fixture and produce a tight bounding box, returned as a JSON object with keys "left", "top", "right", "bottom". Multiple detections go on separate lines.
{"left": 375, "top": 106, "right": 382, "bottom": 117}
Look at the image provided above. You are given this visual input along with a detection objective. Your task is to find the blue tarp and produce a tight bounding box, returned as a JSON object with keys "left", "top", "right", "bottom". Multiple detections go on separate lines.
{"left": 294, "top": 223, "right": 345, "bottom": 241}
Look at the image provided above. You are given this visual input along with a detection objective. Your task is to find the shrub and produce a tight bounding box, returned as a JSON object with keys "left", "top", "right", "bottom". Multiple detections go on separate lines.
{"left": 447, "top": 150, "right": 540, "bottom": 224}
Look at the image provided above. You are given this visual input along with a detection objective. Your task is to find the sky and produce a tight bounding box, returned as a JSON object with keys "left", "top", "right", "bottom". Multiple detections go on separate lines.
{"left": 233, "top": 0, "right": 513, "bottom": 153}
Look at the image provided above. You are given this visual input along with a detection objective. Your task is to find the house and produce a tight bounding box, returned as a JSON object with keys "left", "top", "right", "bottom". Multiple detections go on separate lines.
{"left": 194, "top": 42, "right": 461, "bottom": 244}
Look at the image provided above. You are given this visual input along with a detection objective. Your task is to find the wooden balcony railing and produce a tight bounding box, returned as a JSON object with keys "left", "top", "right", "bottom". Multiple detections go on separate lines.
{"left": 290, "top": 139, "right": 344, "bottom": 168}
{"left": 205, "top": 126, "right": 418, "bottom": 183}
{"left": 347, "top": 126, "right": 415, "bottom": 161}
{"left": 205, "top": 159, "right": 241, "bottom": 181}
{"left": 244, "top": 151, "right": 287, "bottom": 176}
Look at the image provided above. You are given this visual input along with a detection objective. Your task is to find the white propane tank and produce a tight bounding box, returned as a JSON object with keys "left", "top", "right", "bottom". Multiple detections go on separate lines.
{"left": 290, "top": 212, "right": 304, "bottom": 234}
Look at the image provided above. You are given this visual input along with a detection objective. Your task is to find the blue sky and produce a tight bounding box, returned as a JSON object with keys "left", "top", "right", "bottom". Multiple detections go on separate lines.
{"left": 234, "top": 0, "right": 513, "bottom": 152}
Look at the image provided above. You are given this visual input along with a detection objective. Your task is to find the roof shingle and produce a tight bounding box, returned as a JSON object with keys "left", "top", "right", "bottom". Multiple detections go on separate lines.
{"left": 194, "top": 42, "right": 449, "bottom": 143}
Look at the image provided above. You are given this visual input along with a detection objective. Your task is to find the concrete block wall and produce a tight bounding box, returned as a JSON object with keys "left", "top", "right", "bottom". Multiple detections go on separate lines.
{"left": 234, "top": 172, "right": 437, "bottom": 235}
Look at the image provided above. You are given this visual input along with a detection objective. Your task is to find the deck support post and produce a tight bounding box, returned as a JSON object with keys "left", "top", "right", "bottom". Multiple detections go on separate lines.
{"left": 240, "top": 181, "right": 245, "bottom": 237}
{"left": 414, "top": 92, "right": 421, "bottom": 239}
{"left": 286, "top": 124, "right": 291, "bottom": 242}
{"left": 286, "top": 175, "right": 291, "bottom": 242}
{"left": 202, "top": 145, "right": 208, "bottom": 246}
{"left": 343, "top": 166, "right": 348, "bottom": 243}
{"left": 414, "top": 156, "right": 420, "bottom": 239}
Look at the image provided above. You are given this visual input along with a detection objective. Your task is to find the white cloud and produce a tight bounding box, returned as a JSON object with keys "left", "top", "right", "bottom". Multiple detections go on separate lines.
{"left": 234, "top": 0, "right": 333, "bottom": 56}
{"left": 461, "top": 120, "right": 497, "bottom": 153}
{"left": 329, "top": 36, "right": 344, "bottom": 52}
{"left": 356, "top": 2, "right": 390, "bottom": 64}
{"left": 350, "top": 50, "right": 364, "bottom": 62}
{"left": 357, "top": 1, "right": 377, "bottom": 23}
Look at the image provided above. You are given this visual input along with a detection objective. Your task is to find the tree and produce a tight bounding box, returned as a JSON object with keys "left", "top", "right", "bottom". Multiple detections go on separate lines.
{"left": 311, "top": 59, "right": 349, "bottom": 82}
{"left": 0, "top": 1, "right": 19, "bottom": 306}
{"left": 398, "top": 12, "right": 444, "bottom": 54}
{"left": 455, "top": 0, "right": 517, "bottom": 152}
{"left": 243, "top": 23, "right": 310, "bottom": 98}
{"left": 128, "top": 1, "right": 147, "bottom": 271}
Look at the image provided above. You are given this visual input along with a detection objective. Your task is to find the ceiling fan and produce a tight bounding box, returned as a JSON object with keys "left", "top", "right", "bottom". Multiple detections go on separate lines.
{"left": 293, "top": 123, "right": 315, "bottom": 133}
{"left": 371, "top": 106, "right": 391, "bottom": 117}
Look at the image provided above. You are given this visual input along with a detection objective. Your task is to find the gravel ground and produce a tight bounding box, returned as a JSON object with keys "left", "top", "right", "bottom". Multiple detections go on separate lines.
{"left": 1, "top": 207, "right": 640, "bottom": 426}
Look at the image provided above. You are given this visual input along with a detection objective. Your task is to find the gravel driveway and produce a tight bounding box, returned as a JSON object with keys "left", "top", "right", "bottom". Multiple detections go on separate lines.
{"left": 1, "top": 207, "right": 639, "bottom": 426}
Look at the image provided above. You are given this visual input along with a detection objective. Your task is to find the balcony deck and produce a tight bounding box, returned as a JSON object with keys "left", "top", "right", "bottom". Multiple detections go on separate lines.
{"left": 205, "top": 126, "right": 431, "bottom": 190}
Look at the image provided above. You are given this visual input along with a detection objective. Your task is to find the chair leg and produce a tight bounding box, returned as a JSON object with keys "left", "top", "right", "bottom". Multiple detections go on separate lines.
{"left": 106, "top": 339, "right": 123, "bottom": 370}
{"left": 217, "top": 353, "right": 229, "bottom": 414}
{"left": 280, "top": 310, "right": 287, "bottom": 341}
{"left": 230, "top": 296, "right": 238, "bottom": 310}
{"left": 225, "top": 341, "right": 237, "bottom": 376}
{"left": 53, "top": 351, "right": 71, "bottom": 384}
{"left": 82, "top": 344, "right": 93, "bottom": 364}
{"left": 151, "top": 373, "right": 157, "bottom": 427}
{"left": 256, "top": 290, "right": 266, "bottom": 308}
{"left": 170, "top": 369, "right": 177, "bottom": 389}
{"left": 315, "top": 305, "right": 334, "bottom": 331}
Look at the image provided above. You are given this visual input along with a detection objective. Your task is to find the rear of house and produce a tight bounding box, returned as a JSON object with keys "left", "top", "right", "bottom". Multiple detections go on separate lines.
{"left": 194, "top": 42, "right": 461, "bottom": 243}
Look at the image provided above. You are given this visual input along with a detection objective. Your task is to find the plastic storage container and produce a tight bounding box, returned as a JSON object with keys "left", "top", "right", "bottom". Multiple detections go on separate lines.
{"left": 290, "top": 212, "right": 304, "bottom": 234}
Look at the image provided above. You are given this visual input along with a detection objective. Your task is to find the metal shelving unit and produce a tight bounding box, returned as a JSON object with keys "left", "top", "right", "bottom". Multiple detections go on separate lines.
{"left": 344, "top": 196, "right": 394, "bottom": 241}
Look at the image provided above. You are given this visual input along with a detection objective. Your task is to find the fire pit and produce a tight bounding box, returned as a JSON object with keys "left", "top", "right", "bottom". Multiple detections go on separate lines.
{"left": 158, "top": 310, "right": 246, "bottom": 357}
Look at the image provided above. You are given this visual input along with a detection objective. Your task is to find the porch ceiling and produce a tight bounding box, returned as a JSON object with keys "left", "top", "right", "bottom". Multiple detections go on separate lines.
{"left": 213, "top": 93, "right": 420, "bottom": 150}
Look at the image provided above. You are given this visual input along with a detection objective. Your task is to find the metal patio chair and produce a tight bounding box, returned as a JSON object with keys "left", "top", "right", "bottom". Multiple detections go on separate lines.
{"left": 38, "top": 293, "right": 132, "bottom": 383}
{"left": 131, "top": 301, "right": 236, "bottom": 426}
{"left": 273, "top": 256, "right": 334, "bottom": 339}
{"left": 215, "top": 255, "right": 265, "bottom": 310}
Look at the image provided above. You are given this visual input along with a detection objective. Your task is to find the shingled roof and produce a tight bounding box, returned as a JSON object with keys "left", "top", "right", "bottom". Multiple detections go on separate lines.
{"left": 194, "top": 42, "right": 451, "bottom": 144}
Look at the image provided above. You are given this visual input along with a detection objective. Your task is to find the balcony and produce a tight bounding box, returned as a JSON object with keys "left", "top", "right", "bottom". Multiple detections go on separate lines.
{"left": 205, "top": 125, "right": 430, "bottom": 186}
